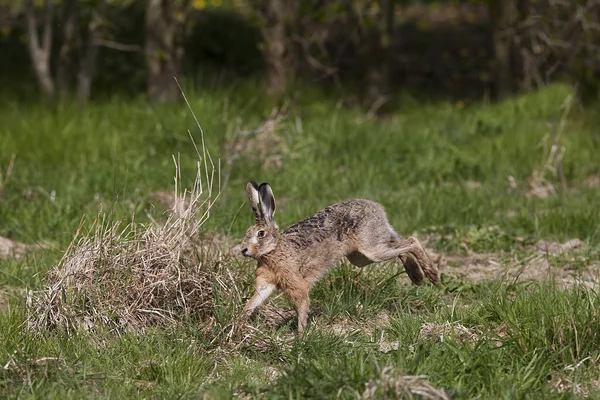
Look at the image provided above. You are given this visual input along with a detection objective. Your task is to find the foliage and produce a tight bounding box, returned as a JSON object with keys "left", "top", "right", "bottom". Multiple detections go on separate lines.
{"left": 3, "top": 0, "right": 599, "bottom": 103}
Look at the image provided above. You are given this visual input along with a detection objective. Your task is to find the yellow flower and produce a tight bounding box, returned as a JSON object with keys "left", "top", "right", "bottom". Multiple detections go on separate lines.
{"left": 193, "top": 0, "right": 206, "bottom": 9}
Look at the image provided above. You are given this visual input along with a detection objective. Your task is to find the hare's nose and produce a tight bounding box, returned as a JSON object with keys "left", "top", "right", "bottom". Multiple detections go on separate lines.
{"left": 241, "top": 248, "right": 248, "bottom": 256}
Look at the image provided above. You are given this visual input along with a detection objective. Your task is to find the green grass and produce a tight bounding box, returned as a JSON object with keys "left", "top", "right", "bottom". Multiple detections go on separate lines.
{"left": 1, "top": 82, "right": 600, "bottom": 398}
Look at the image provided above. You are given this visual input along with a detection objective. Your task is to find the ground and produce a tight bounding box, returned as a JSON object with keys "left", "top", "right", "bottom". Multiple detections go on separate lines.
{"left": 0, "top": 83, "right": 599, "bottom": 399}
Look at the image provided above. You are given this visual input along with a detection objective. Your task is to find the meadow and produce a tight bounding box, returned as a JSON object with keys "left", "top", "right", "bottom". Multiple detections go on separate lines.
{"left": 1, "top": 82, "right": 599, "bottom": 399}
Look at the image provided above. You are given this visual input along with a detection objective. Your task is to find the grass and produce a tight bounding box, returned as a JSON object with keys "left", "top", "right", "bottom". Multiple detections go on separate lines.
{"left": 1, "top": 82, "right": 600, "bottom": 398}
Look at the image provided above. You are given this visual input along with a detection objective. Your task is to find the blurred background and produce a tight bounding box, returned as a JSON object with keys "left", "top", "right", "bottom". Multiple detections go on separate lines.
{"left": 0, "top": 0, "right": 599, "bottom": 250}
{"left": 1, "top": 0, "right": 598, "bottom": 106}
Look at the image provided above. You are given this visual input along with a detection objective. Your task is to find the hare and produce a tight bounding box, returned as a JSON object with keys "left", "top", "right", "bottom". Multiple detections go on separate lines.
{"left": 239, "top": 181, "right": 440, "bottom": 335}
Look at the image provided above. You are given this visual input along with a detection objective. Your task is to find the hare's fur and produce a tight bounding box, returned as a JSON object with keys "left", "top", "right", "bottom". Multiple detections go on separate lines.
{"left": 240, "top": 181, "right": 440, "bottom": 335}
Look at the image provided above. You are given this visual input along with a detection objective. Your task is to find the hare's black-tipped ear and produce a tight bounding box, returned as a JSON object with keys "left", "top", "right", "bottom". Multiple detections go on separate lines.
{"left": 246, "top": 181, "right": 262, "bottom": 220}
{"left": 258, "top": 183, "right": 276, "bottom": 221}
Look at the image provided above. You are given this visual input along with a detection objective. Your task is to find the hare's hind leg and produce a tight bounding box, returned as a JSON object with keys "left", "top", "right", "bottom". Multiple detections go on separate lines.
{"left": 397, "top": 237, "right": 440, "bottom": 285}
{"left": 285, "top": 283, "right": 311, "bottom": 336}
{"left": 399, "top": 254, "right": 425, "bottom": 285}
{"left": 293, "top": 293, "right": 310, "bottom": 336}
{"left": 359, "top": 235, "right": 440, "bottom": 285}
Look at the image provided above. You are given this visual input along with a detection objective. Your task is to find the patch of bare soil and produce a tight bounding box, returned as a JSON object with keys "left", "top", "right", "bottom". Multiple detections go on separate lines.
{"left": 0, "top": 236, "right": 30, "bottom": 258}
{"left": 431, "top": 238, "right": 598, "bottom": 288}
{"left": 583, "top": 175, "right": 600, "bottom": 189}
{"left": 0, "top": 236, "right": 51, "bottom": 259}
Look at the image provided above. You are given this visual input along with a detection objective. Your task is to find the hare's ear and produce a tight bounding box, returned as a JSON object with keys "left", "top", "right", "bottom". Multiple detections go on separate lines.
{"left": 246, "top": 181, "right": 262, "bottom": 221}
{"left": 258, "top": 183, "right": 276, "bottom": 221}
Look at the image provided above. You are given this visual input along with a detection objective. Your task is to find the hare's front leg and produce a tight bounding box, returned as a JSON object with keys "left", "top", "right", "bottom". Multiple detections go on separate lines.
{"left": 243, "top": 278, "right": 277, "bottom": 318}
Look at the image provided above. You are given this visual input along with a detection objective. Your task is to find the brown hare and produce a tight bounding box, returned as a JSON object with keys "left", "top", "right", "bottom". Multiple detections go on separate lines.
{"left": 239, "top": 181, "right": 441, "bottom": 335}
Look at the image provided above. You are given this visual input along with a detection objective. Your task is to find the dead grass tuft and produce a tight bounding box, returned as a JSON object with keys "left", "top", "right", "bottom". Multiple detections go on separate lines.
{"left": 225, "top": 317, "right": 295, "bottom": 353}
{"left": 549, "top": 375, "right": 600, "bottom": 397}
{"left": 24, "top": 112, "right": 245, "bottom": 335}
{"left": 221, "top": 103, "right": 298, "bottom": 190}
{"left": 357, "top": 366, "right": 450, "bottom": 400}
{"left": 419, "top": 321, "right": 481, "bottom": 344}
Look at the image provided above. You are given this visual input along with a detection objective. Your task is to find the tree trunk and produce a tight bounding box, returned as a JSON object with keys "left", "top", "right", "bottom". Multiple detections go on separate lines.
{"left": 76, "top": 0, "right": 106, "bottom": 104}
{"left": 514, "top": 0, "right": 534, "bottom": 91}
{"left": 262, "top": 0, "right": 296, "bottom": 98}
{"left": 24, "top": 0, "right": 55, "bottom": 101}
{"left": 57, "top": 0, "right": 78, "bottom": 99}
{"left": 145, "top": 0, "right": 190, "bottom": 103}
{"left": 490, "top": 0, "right": 518, "bottom": 99}
{"left": 366, "top": 0, "right": 395, "bottom": 112}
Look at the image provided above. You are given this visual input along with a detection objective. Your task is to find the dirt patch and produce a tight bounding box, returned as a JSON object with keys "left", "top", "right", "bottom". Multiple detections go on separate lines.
{"left": 0, "top": 236, "right": 35, "bottom": 259}
{"left": 583, "top": 175, "right": 600, "bottom": 189}
{"left": 535, "top": 238, "right": 585, "bottom": 255}
{"left": 0, "top": 236, "right": 54, "bottom": 259}
{"left": 431, "top": 238, "right": 598, "bottom": 288}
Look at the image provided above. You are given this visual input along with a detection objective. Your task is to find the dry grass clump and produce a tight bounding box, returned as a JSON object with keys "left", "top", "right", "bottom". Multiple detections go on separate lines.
{"left": 26, "top": 123, "right": 240, "bottom": 335}
{"left": 358, "top": 366, "right": 450, "bottom": 400}
{"left": 419, "top": 321, "right": 481, "bottom": 344}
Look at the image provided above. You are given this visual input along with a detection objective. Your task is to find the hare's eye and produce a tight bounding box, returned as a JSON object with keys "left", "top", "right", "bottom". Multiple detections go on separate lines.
{"left": 257, "top": 230, "right": 265, "bottom": 238}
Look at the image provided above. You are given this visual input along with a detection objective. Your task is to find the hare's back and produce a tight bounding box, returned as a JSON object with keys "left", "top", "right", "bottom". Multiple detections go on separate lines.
{"left": 283, "top": 198, "right": 392, "bottom": 240}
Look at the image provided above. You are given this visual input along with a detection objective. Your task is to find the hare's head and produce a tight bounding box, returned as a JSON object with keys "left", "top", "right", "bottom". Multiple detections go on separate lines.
{"left": 240, "top": 181, "right": 279, "bottom": 258}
